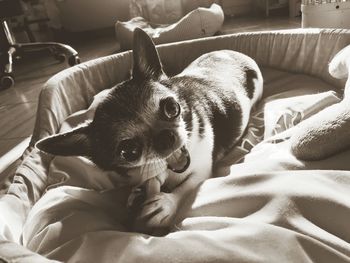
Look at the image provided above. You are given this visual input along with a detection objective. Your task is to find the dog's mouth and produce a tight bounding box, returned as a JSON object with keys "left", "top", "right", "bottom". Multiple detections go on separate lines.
{"left": 166, "top": 146, "right": 191, "bottom": 173}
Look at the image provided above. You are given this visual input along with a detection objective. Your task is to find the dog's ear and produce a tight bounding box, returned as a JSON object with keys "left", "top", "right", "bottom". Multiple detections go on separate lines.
{"left": 132, "top": 27, "right": 163, "bottom": 80}
{"left": 35, "top": 124, "right": 92, "bottom": 157}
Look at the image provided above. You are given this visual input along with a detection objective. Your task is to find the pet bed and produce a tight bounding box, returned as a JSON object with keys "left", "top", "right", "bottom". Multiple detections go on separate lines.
{"left": 115, "top": 3, "right": 224, "bottom": 50}
{"left": 1, "top": 28, "right": 350, "bottom": 262}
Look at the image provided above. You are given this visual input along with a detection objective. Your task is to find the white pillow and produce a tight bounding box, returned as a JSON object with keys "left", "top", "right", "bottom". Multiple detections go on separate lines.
{"left": 329, "top": 44, "right": 350, "bottom": 79}
{"left": 115, "top": 4, "right": 224, "bottom": 50}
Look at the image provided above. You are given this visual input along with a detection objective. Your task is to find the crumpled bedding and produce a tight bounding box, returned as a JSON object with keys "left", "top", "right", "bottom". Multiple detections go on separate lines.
{"left": 19, "top": 69, "right": 350, "bottom": 263}
{"left": 22, "top": 171, "right": 350, "bottom": 263}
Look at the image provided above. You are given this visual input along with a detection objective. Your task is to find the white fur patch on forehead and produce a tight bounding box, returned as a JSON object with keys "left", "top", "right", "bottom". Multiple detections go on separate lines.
{"left": 108, "top": 80, "right": 179, "bottom": 142}
{"left": 140, "top": 81, "right": 177, "bottom": 117}
{"left": 150, "top": 81, "right": 177, "bottom": 100}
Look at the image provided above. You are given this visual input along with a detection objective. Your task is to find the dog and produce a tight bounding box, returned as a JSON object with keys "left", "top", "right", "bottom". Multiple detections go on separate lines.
{"left": 36, "top": 28, "right": 263, "bottom": 233}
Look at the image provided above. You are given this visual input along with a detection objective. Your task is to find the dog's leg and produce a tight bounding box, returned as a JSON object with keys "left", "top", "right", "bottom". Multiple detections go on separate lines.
{"left": 138, "top": 157, "right": 212, "bottom": 231}
{"left": 131, "top": 177, "right": 163, "bottom": 233}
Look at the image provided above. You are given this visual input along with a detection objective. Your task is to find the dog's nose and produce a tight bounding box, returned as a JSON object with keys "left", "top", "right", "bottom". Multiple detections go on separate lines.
{"left": 155, "top": 129, "right": 176, "bottom": 152}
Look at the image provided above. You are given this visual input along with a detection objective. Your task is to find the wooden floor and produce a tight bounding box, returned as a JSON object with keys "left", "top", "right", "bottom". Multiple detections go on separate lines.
{"left": 0, "top": 13, "right": 301, "bottom": 173}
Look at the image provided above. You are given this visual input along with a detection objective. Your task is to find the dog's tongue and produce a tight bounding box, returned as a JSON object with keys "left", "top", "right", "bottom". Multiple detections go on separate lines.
{"left": 166, "top": 146, "right": 191, "bottom": 173}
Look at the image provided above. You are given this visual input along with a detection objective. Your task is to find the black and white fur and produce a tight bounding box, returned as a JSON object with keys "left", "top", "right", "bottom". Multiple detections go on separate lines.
{"left": 36, "top": 28, "right": 263, "bottom": 232}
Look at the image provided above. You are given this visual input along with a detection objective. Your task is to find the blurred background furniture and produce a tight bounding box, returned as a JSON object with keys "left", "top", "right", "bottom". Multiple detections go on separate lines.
{"left": 301, "top": 0, "right": 350, "bottom": 29}
{"left": 0, "top": 0, "right": 80, "bottom": 90}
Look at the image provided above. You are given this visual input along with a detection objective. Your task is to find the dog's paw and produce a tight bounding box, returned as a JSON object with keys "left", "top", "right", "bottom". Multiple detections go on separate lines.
{"left": 138, "top": 192, "right": 178, "bottom": 228}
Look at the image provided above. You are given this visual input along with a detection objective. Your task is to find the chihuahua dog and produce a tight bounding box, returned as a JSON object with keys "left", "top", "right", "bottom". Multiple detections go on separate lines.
{"left": 36, "top": 28, "right": 263, "bottom": 233}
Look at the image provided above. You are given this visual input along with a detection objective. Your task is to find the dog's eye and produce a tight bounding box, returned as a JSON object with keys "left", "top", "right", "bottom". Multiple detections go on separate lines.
{"left": 160, "top": 97, "right": 181, "bottom": 120}
{"left": 117, "top": 139, "right": 142, "bottom": 162}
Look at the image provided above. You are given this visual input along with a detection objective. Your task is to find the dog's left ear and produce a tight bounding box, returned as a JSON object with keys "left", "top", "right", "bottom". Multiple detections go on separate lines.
{"left": 35, "top": 124, "right": 92, "bottom": 157}
{"left": 132, "top": 27, "right": 164, "bottom": 80}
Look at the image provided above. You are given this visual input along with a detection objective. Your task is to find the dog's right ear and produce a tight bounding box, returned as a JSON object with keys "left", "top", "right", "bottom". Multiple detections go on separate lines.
{"left": 132, "top": 27, "right": 164, "bottom": 80}
{"left": 35, "top": 124, "right": 92, "bottom": 157}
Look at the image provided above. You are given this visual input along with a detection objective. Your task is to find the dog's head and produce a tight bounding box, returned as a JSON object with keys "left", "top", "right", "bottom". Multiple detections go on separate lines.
{"left": 36, "top": 28, "right": 190, "bottom": 174}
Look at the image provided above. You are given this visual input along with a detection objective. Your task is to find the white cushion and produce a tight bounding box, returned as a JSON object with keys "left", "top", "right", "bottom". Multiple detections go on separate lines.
{"left": 115, "top": 4, "right": 224, "bottom": 50}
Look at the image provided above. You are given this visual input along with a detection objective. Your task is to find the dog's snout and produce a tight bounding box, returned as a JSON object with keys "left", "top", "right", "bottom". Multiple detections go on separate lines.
{"left": 155, "top": 129, "right": 176, "bottom": 152}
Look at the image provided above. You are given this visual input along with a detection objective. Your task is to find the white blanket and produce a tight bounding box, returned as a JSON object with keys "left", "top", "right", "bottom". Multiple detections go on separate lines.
{"left": 19, "top": 86, "right": 350, "bottom": 263}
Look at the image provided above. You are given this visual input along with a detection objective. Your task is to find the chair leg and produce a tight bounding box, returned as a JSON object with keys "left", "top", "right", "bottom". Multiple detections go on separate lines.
{"left": 0, "top": 20, "right": 16, "bottom": 90}
{"left": 18, "top": 42, "right": 80, "bottom": 66}
{"left": 0, "top": 20, "right": 81, "bottom": 90}
{"left": 4, "top": 46, "right": 15, "bottom": 75}
{"left": 2, "top": 20, "right": 16, "bottom": 45}
{"left": 0, "top": 46, "right": 16, "bottom": 90}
